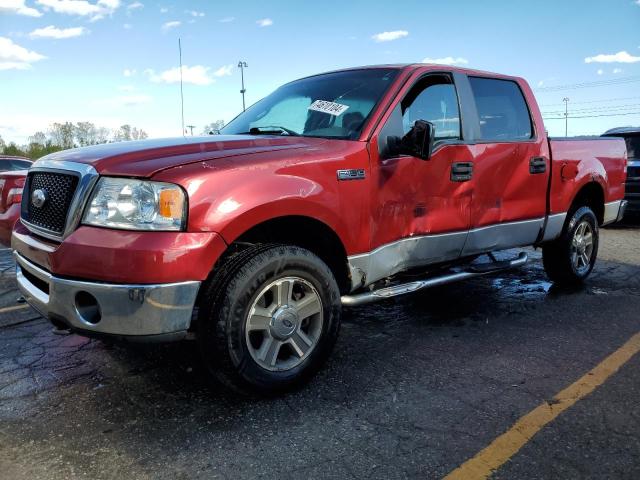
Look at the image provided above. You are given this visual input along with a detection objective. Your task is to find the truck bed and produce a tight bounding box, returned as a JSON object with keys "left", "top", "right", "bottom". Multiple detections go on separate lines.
{"left": 548, "top": 136, "right": 627, "bottom": 217}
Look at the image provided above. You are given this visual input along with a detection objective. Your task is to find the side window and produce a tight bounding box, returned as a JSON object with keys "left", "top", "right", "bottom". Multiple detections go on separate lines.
{"left": 402, "top": 83, "right": 461, "bottom": 140}
{"left": 468, "top": 77, "right": 532, "bottom": 141}
{"left": 377, "top": 75, "right": 461, "bottom": 158}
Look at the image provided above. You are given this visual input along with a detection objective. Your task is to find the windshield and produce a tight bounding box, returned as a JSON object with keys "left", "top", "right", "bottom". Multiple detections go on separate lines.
{"left": 221, "top": 68, "right": 399, "bottom": 140}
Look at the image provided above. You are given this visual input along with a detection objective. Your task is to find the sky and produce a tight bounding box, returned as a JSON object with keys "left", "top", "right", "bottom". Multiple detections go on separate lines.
{"left": 1, "top": 0, "right": 639, "bottom": 144}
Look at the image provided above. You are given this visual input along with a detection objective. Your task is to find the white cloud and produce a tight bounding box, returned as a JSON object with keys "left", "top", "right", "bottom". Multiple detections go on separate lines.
{"left": 0, "top": 36, "right": 46, "bottom": 70}
{"left": 127, "top": 1, "right": 142, "bottom": 9}
{"left": 162, "top": 20, "right": 180, "bottom": 31}
{"left": 613, "top": 67, "right": 623, "bottom": 73}
{"left": 219, "top": 16, "right": 234, "bottom": 22}
{"left": 422, "top": 56, "right": 468, "bottom": 66}
{"left": 123, "top": 22, "right": 131, "bottom": 29}
{"left": 186, "top": 9, "right": 203, "bottom": 17}
{"left": 256, "top": 18, "right": 272, "bottom": 27}
{"left": 36, "top": 0, "right": 121, "bottom": 20}
{"left": 117, "top": 84, "right": 135, "bottom": 91}
{"left": 372, "top": 30, "right": 408, "bottom": 42}
{"left": 123, "top": 68, "right": 136, "bottom": 77}
{"left": 537, "top": 80, "right": 544, "bottom": 87}
{"left": 597, "top": 68, "right": 604, "bottom": 75}
{"left": 584, "top": 51, "right": 640, "bottom": 63}
{"left": 213, "top": 64, "right": 233, "bottom": 77}
{"left": 29, "top": 25, "right": 89, "bottom": 39}
{"left": 0, "top": 0, "right": 42, "bottom": 16}
{"left": 146, "top": 65, "right": 214, "bottom": 86}
{"left": 159, "top": 6, "right": 167, "bottom": 12}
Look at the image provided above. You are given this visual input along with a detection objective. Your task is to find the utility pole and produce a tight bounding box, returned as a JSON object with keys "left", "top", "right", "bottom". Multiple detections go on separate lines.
{"left": 179, "top": 38, "right": 185, "bottom": 137}
{"left": 186, "top": 125, "right": 195, "bottom": 136}
{"left": 563, "top": 97, "right": 569, "bottom": 137}
{"left": 238, "top": 61, "right": 248, "bottom": 111}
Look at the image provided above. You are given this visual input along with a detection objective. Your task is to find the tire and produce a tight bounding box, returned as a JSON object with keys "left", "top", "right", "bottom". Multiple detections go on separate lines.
{"left": 542, "top": 206, "right": 599, "bottom": 285}
{"left": 197, "top": 244, "right": 341, "bottom": 395}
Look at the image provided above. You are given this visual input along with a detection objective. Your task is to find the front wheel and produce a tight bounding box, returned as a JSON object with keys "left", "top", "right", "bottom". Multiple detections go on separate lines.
{"left": 542, "top": 206, "right": 599, "bottom": 285}
{"left": 197, "top": 244, "right": 341, "bottom": 395}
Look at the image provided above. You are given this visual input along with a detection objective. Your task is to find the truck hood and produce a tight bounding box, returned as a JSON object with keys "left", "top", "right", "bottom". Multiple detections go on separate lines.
{"left": 33, "top": 135, "right": 317, "bottom": 177}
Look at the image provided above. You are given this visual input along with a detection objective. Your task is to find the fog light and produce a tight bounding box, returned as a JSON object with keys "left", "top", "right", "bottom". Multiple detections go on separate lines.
{"left": 75, "top": 291, "right": 102, "bottom": 325}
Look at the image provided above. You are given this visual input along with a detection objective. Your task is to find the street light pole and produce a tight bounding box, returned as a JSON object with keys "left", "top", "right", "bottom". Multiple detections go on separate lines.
{"left": 563, "top": 97, "right": 570, "bottom": 137}
{"left": 238, "top": 61, "right": 248, "bottom": 112}
{"left": 186, "top": 125, "right": 195, "bottom": 136}
{"left": 179, "top": 38, "right": 185, "bottom": 137}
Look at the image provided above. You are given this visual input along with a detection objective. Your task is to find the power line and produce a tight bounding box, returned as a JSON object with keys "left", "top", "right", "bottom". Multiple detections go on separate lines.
{"left": 539, "top": 96, "right": 640, "bottom": 107}
{"left": 542, "top": 103, "right": 640, "bottom": 115}
{"left": 543, "top": 111, "right": 640, "bottom": 120}
{"left": 536, "top": 75, "right": 640, "bottom": 92}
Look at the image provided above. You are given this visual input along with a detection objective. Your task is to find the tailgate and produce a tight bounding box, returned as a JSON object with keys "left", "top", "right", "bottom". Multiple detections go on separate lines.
{"left": 0, "top": 171, "right": 27, "bottom": 214}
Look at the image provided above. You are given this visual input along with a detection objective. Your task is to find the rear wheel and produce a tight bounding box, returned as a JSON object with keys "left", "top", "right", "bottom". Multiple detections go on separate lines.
{"left": 542, "top": 206, "right": 599, "bottom": 285}
{"left": 197, "top": 244, "right": 341, "bottom": 395}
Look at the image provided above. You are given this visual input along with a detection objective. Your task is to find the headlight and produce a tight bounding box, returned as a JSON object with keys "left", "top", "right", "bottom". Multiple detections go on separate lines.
{"left": 83, "top": 177, "right": 186, "bottom": 231}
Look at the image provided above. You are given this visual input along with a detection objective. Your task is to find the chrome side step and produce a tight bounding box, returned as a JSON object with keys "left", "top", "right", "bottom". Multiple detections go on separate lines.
{"left": 341, "top": 252, "right": 528, "bottom": 307}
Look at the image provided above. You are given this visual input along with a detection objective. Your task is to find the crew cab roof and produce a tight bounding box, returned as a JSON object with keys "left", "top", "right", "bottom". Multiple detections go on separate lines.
{"left": 295, "top": 64, "right": 525, "bottom": 83}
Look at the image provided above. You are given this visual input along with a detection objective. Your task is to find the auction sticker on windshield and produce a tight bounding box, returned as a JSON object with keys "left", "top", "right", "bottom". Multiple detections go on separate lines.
{"left": 308, "top": 100, "right": 350, "bottom": 116}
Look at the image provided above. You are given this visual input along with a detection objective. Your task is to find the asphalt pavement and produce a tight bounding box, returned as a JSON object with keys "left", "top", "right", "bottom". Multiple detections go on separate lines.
{"left": 1, "top": 222, "right": 639, "bottom": 479}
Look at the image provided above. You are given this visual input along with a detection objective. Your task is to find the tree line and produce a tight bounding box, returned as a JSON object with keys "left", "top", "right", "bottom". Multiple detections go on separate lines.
{"left": 0, "top": 122, "right": 149, "bottom": 160}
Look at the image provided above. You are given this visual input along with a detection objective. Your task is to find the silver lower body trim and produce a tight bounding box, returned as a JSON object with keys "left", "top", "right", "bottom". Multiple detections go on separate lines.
{"left": 14, "top": 253, "right": 200, "bottom": 337}
{"left": 348, "top": 230, "right": 468, "bottom": 289}
{"left": 461, "top": 218, "right": 543, "bottom": 256}
{"left": 540, "top": 213, "right": 567, "bottom": 242}
{"left": 347, "top": 215, "right": 564, "bottom": 290}
{"left": 602, "top": 200, "right": 625, "bottom": 225}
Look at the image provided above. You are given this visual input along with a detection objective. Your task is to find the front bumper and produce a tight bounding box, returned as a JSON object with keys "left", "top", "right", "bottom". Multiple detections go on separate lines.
{"left": 15, "top": 252, "right": 200, "bottom": 340}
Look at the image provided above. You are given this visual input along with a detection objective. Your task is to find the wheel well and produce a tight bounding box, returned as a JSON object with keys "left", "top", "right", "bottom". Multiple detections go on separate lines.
{"left": 570, "top": 182, "right": 605, "bottom": 224}
{"left": 231, "top": 216, "right": 351, "bottom": 294}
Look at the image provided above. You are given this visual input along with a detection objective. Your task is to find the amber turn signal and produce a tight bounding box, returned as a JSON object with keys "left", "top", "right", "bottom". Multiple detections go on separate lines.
{"left": 159, "top": 188, "right": 184, "bottom": 219}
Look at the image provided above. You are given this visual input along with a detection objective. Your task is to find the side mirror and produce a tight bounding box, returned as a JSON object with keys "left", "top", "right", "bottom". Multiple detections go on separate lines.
{"left": 387, "top": 120, "right": 435, "bottom": 160}
{"left": 401, "top": 120, "right": 435, "bottom": 160}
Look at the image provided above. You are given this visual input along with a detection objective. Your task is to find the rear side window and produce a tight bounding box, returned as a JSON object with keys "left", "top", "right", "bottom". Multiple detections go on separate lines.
{"left": 469, "top": 77, "right": 533, "bottom": 141}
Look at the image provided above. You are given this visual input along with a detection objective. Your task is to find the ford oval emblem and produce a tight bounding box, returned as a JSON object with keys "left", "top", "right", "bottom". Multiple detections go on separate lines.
{"left": 31, "top": 189, "right": 48, "bottom": 209}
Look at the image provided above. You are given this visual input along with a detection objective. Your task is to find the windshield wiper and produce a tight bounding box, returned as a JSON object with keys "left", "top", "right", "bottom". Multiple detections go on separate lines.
{"left": 247, "top": 125, "right": 300, "bottom": 136}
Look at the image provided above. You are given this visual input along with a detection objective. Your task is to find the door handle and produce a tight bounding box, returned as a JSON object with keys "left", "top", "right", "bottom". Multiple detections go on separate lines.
{"left": 451, "top": 162, "right": 473, "bottom": 182}
{"left": 529, "top": 156, "right": 547, "bottom": 174}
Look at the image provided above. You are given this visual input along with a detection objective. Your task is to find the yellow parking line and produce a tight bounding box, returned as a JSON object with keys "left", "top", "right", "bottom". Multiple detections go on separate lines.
{"left": 444, "top": 331, "right": 640, "bottom": 480}
{"left": 0, "top": 304, "right": 30, "bottom": 314}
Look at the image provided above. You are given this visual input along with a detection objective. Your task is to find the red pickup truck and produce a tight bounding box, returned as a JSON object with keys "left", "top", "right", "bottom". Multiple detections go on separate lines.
{"left": 12, "top": 65, "right": 627, "bottom": 393}
{"left": 0, "top": 169, "right": 28, "bottom": 246}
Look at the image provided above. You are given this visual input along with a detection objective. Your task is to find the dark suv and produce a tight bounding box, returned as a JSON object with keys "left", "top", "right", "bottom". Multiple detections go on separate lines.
{"left": 603, "top": 127, "right": 640, "bottom": 216}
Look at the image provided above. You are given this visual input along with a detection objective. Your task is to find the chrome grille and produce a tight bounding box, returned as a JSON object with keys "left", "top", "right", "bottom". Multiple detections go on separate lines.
{"left": 22, "top": 171, "right": 80, "bottom": 235}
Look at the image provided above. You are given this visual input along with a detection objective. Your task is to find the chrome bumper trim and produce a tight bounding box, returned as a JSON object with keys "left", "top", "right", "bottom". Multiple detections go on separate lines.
{"left": 14, "top": 252, "right": 200, "bottom": 337}
{"left": 602, "top": 200, "right": 624, "bottom": 225}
